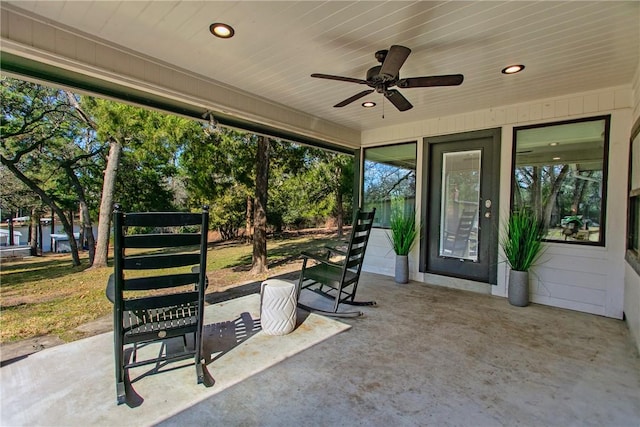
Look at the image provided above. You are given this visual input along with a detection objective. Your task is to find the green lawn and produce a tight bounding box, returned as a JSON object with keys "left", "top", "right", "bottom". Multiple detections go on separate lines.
{"left": 0, "top": 230, "right": 337, "bottom": 343}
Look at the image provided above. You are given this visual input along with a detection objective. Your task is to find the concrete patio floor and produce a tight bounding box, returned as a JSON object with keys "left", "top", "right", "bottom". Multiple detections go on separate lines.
{"left": 3, "top": 272, "right": 640, "bottom": 426}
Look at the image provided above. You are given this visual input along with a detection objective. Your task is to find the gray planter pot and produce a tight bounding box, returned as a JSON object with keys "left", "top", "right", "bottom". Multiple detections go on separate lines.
{"left": 395, "top": 255, "right": 409, "bottom": 284}
{"left": 508, "top": 269, "right": 529, "bottom": 307}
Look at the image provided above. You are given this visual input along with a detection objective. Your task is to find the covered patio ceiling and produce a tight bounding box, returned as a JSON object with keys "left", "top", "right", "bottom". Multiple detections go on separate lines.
{"left": 1, "top": 1, "right": 639, "bottom": 150}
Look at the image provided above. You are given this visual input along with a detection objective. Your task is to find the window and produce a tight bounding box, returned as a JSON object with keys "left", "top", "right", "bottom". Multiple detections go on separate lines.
{"left": 439, "top": 150, "right": 481, "bottom": 261}
{"left": 362, "top": 142, "right": 417, "bottom": 227}
{"left": 627, "top": 123, "right": 640, "bottom": 272}
{"left": 512, "top": 116, "right": 609, "bottom": 245}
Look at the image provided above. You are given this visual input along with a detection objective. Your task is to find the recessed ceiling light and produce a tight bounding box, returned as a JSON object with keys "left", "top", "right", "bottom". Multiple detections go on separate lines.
{"left": 549, "top": 142, "right": 558, "bottom": 146}
{"left": 501, "top": 64, "right": 525, "bottom": 74}
{"left": 210, "top": 23, "right": 235, "bottom": 39}
{"left": 362, "top": 101, "right": 376, "bottom": 108}
{"left": 553, "top": 157, "right": 561, "bottom": 160}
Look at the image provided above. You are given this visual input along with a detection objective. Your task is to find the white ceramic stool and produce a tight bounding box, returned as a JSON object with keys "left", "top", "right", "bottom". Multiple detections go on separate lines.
{"left": 260, "top": 279, "right": 297, "bottom": 336}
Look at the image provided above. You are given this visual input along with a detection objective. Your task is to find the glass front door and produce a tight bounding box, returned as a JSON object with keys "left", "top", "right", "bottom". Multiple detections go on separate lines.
{"left": 422, "top": 129, "right": 500, "bottom": 283}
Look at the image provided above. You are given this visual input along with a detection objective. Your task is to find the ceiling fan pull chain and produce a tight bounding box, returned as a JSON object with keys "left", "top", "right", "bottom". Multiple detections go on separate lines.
{"left": 382, "top": 96, "right": 385, "bottom": 119}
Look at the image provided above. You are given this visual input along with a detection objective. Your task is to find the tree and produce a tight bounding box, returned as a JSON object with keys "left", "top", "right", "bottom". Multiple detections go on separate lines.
{"left": 79, "top": 97, "right": 196, "bottom": 267}
{"left": 179, "top": 128, "right": 256, "bottom": 239}
{"left": 0, "top": 77, "right": 100, "bottom": 266}
{"left": 0, "top": 167, "right": 43, "bottom": 253}
{"left": 251, "top": 135, "right": 270, "bottom": 274}
{"left": 324, "top": 152, "right": 354, "bottom": 236}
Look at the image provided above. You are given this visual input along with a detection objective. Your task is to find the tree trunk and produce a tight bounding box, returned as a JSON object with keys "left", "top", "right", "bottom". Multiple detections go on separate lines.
{"left": 7, "top": 211, "right": 14, "bottom": 246}
{"left": 61, "top": 210, "right": 82, "bottom": 263}
{"left": 92, "top": 138, "right": 123, "bottom": 268}
{"left": 38, "top": 219, "right": 43, "bottom": 255}
{"left": 532, "top": 166, "right": 542, "bottom": 218}
{"left": 251, "top": 136, "right": 269, "bottom": 275}
{"left": 29, "top": 209, "right": 39, "bottom": 256}
{"left": 79, "top": 200, "right": 96, "bottom": 265}
{"left": 571, "top": 171, "right": 591, "bottom": 216}
{"left": 542, "top": 165, "right": 569, "bottom": 230}
{"left": 335, "top": 173, "right": 344, "bottom": 238}
{"left": 246, "top": 195, "right": 253, "bottom": 243}
{"left": 65, "top": 164, "right": 96, "bottom": 265}
{"left": 50, "top": 211, "right": 55, "bottom": 253}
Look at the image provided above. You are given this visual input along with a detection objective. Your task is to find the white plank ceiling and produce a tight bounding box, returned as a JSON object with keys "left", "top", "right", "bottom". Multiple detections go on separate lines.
{"left": 4, "top": 1, "right": 640, "bottom": 132}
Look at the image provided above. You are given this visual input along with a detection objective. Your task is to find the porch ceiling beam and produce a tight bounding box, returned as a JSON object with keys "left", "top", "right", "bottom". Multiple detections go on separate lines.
{"left": 0, "top": 5, "right": 360, "bottom": 153}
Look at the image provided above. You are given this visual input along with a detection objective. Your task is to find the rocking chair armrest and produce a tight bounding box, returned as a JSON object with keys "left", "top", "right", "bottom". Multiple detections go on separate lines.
{"left": 106, "top": 274, "right": 115, "bottom": 304}
{"left": 191, "top": 265, "right": 209, "bottom": 290}
{"left": 300, "top": 251, "right": 343, "bottom": 268}
{"left": 324, "top": 245, "right": 347, "bottom": 256}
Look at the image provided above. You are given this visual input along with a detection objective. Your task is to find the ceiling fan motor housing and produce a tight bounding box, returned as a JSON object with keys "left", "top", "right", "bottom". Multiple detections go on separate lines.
{"left": 367, "top": 66, "right": 398, "bottom": 88}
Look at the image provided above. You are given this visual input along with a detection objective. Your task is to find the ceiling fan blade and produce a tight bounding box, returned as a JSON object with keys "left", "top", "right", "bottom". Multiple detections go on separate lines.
{"left": 334, "top": 90, "right": 374, "bottom": 108}
{"left": 379, "top": 45, "right": 411, "bottom": 79}
{"left": 311, "top": 73, "right": 368, "bottom": 85}
{"left": 384, "top": 89, "right": 413, "bottom": 111}
{"left": 397, "top": 74, "right": 464, "bottom": 88}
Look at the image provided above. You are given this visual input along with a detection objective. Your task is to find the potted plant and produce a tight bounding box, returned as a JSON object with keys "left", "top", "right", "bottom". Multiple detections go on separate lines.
{"left": 386, "top": 208, "right": 418, "bottom": 284}
{"left": 500, "top": 209, "right": 545, "bottom": 306}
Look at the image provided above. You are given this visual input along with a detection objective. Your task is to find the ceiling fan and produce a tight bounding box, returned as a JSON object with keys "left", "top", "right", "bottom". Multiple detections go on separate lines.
{"left": 311, "top": 45, "right": 463, "bottom": 112}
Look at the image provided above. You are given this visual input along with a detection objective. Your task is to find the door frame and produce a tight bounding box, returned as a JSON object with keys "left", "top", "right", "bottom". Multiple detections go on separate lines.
{"left": 420, "top": 128, "right": 501, "bottom": 284}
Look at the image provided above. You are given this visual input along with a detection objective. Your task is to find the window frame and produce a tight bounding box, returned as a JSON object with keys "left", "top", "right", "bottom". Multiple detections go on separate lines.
{"left": 510, "top": 115, "right": 611, "bottom": 247}
{"left": 626, "top": 117, "right": 640, "bottom": 275}
{"left": 361, "top": 141, "right": 417, "bottom": 229}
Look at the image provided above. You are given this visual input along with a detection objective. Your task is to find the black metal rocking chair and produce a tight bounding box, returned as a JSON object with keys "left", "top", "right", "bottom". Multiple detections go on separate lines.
{"left": 296, "top": 208, "right": 376, "bottom": 318}
{"left": 106, "top": 204, "right": 210, "bottom": 405}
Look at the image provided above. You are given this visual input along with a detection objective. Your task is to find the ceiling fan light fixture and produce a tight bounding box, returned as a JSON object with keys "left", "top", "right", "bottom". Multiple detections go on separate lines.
{"left": 502, "top": 64, "right": 525, "bottom": 74}
{"left": 362, "top": 101, "right": 376, "bottom": 108}
{"left": 210, "top": 23, "right": 234, "bottom": 39}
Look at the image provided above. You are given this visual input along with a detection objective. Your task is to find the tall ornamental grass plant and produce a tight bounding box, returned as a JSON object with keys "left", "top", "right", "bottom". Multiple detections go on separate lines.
{"left": 387, "top": 210, "right": 418, "bottom": 256}
{"left": 500, "top": 209, "right": 545, "bottom": 271}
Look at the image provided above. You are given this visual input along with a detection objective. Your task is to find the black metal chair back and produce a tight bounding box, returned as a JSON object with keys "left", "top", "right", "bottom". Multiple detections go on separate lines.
{"left": 107, "top": 204, "right": 209, "bottom": 405}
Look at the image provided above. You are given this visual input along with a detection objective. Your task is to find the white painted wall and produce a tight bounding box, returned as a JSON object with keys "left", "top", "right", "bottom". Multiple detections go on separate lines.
{"left": 362, "top": 86, "right": 633, "bottom": 320}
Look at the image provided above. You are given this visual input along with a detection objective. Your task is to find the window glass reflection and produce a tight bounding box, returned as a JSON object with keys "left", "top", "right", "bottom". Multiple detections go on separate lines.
{"left": 363, "top": 142, "right": 417, "bottom": 227}
{"left": 513, "top": 117, "right": 608, "bottom": 244}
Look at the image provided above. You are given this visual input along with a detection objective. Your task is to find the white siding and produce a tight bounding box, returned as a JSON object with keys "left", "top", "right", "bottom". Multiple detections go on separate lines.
{"left": 362, "top": 88, "right": 633, "bottom": 319}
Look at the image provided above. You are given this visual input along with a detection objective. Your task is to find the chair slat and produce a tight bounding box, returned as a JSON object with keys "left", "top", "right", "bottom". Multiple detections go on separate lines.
{"left": 348, "top": 246, "right": 365, "bottom": 257}
{"left": 123, "top": 212, "right": 202, "bottom": 227}
{"left": 351, "top": 235, "right": 367, "bottom": 245}
{"left": 123, "top": 291, "right": 199, "bottom": 311}
{"left": 356, "top": 211, "right": 373, "bottom": 220}
{"left": 124, "top": 273, "right": 200, "bottom": 291}
{"left": 353, "top": 224, "right": 370, "bottom": 233}
{"left": 346, "top": 258, "right": 364, "bottom": 269}
{"left": 125, "top": 233, "right": 201, "bottom": 248}
{"left": 124, "top": 253, "right": 200, "bottom": 270}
